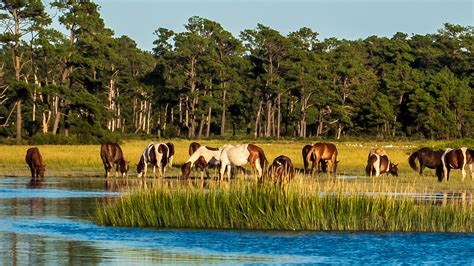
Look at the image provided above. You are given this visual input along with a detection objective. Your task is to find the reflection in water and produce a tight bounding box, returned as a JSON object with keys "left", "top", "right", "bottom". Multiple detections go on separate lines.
{"left": 0, "top": 176, "right": 473, "bottom": 264}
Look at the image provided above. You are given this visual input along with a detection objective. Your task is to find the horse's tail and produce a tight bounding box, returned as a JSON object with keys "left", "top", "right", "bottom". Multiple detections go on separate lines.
{"left": 408, "top": 151, "right": 419, "bottom": 171}
{"left": 305, "top": 146, "right": 315, "bottom": 170}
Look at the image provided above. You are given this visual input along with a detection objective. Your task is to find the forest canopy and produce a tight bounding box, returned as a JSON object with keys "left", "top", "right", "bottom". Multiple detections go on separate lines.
{"left": 1, "top": 0, "right": 472, "bottom": 143}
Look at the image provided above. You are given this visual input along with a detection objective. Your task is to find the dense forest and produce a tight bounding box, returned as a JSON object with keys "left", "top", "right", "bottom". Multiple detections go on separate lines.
{"left": 0, "top": 1, "right": 472, "bottom": 143}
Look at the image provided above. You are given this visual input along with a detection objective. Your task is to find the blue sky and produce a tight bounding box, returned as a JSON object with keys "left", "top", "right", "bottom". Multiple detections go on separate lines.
{"left": 47, "top": 0, "right": 473, "bottom": 51}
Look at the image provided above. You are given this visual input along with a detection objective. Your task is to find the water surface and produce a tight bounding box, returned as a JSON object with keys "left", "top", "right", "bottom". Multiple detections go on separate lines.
{"left": 0, "top": 177, "right": 472, "bottom": 264}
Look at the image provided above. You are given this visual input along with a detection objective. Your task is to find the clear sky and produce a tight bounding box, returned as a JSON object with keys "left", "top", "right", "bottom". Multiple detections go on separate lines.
{"left": 48, "top": 0, "right": 473, "bottom": 51}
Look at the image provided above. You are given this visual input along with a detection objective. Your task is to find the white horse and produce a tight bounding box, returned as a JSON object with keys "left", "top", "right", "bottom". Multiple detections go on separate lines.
{"left": 219, "top": 144, "right": 268, "bottom": 180}
{"left": 181, "top": 145, "right": 222, "bottom": 179}
{"left": 137, "top": 143, "right": 170, "bottom": 179}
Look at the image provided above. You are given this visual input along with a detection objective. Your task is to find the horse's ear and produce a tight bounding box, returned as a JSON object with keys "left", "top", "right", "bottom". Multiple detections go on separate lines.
{"left": 336, "top": 160, "right": 340, "bottom": 163}
{"left": 395, "top": 163, "right": 399, "bottom": 166}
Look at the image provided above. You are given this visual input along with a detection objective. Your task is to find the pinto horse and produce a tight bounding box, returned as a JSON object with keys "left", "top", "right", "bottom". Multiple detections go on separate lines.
{"left": 366, "top": 154, "right": 398, "bottom": 177}
{"left": 436, "top": 147, "right": 473, "bottom": 182}
{"left": 268, "top": 155, "right": 295, "bottom": 183}
{"left": 25, "top": 147, "right": 46, "bottom": 180}
{"left": 408, "top": 147, "right": 444, "bottom": 175}
{"left": 137, "top": 143, "right": 169, "bottom": 179}
{"left": 305, "top": 143, "right": 339, "bottom": 176}
{"left": 182, "top": 145, "right": 222, "bottom": 179}
{"left": 302, "top": 144, "right": 327, "bottom": 174}
{"left": 219, "top": 144, "right": 268, "bottom": 181}
{"left": 100, "top": 143, "right": 129, "bottom": 178}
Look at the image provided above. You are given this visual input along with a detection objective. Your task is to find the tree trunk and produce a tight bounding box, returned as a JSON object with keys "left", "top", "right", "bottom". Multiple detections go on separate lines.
{"left": 277, "top": 94, "right": 281, "bottom": 139}
{"left": 255, "top": 100, "right": 263, "bottom": 138}
{"left": 206, "top": 106, "right": 212, "bottom": 138}
{"left": 220, "top": 88, "right": 226, "bottom": 136}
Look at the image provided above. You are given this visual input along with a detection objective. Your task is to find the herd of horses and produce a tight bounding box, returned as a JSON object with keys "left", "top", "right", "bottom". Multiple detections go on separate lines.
{"left": 24, "top": 142, "right": 474, "bottom": 184}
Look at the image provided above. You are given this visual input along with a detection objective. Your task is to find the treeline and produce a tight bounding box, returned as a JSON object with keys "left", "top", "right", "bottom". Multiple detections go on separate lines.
{"left": 0, "top": 1, "right": 472, "bottom": 143}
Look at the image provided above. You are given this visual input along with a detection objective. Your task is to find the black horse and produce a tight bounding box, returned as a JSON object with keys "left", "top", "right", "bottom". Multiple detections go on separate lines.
{"left": 408, "top": 147, "right": 444, "bottom": 175}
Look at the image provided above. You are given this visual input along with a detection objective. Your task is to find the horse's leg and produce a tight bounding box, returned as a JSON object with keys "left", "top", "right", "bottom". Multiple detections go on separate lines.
{"left": 313, "top": 157, "right": 320, "bottom": 176}
{"left": 226, "top": 164, "right": 232, "bottom": 181}
{"left": 446, "top": 168, "right": 451, "bottom": 182}
{"left": 219, "top": 164, "right": 226, "bottom": 181}
{"left": 255, "top": 158, "right": 262, "bottom": 180}
{"left": 469, "top": 163, "right": 474, "bottom": 180}
{"left": 419, "top": 162, "right": 424, "bottom": 175}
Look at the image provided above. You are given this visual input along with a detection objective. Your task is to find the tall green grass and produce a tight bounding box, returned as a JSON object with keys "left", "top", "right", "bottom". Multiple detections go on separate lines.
{"left": 94, "top": 182, "right": 473, "bottom": 232}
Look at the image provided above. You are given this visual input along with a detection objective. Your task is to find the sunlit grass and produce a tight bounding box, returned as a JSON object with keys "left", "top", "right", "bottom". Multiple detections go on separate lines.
{"left": 94, "top": 180, "right": 473, "bottom": 232}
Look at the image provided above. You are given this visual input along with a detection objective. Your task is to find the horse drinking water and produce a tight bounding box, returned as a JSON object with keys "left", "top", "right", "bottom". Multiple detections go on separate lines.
{"left": 268, "top": 155, "right": 295, "bottom": 183}
{"left": 25, "top": 147, "right": 46, "bottom": 180}
{"left": 137, "top": 143, "right": 169, "bottom": 180}
{"left": 100, "top": 143, "right": 129, "bottom": 178}
{"left": 366, "top": 153, "right": 398, "bottom": 177}
{"left": 182, "top": 144, "right": 222, "bottom": 179}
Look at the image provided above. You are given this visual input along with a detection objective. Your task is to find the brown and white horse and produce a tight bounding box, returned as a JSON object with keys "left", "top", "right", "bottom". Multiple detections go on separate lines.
{"left": 305, "top": 142, "right": 339, "bottom": 176}
{"left": 25, "top": 147, "right": 46, "bottom": 180}
{"left": 137, "top": 143, "right": 169, "bottom": 179}
{"left": 219, "top": 144, "right": 268, "bottom": 180}
{"left": 366, "top": 153, "right": 398, "bottom": 177}
{"left": 181, "top": 145, "right": 222, "bottom": 179}
{"left": 100, "top": 143, "right": 129, "bottom": 178}
{"left": 436, "top": 147, "right": 473, "bottom": 182}
{"left": 267, "top": 155, "right": 295, "bottom": 183}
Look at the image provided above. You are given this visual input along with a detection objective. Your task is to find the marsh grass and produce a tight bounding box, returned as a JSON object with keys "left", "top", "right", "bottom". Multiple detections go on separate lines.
{"left": 94, "top": 180, "right": 473, "bottom": 232}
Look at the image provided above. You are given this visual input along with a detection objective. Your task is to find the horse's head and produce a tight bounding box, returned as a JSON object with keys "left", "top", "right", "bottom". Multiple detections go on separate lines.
{"left": 181, "top": 162, "right": 192, "bottom": 179}
{"left": 332, "top": 160, "right": 340, "bottom": 173}
{"left": 389, "top": 163, "right": 399, "bottom": 177}
{"left": 120, "top": 160, "right": 129, "bottom": 177}
{"left": 136, "top": 158, "right": 145, "bottom": 178}
{"left": 38, "top": 164, "right": 46, "bottom": 178}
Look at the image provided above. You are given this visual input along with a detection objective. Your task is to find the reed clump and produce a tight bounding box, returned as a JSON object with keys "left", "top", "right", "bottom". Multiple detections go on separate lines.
{"left": 94, "top": 181, "right": 473, "bottom": 232}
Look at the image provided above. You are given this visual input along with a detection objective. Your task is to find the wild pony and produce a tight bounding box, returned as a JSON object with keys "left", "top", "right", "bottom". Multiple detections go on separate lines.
{"left": 267, "top": 155, "right": 295, "bottom": 183}
{"left": 136, "top": 143, "right": 169, "bottom": 179}
{"left": 302, "top": 144, "right": 327, "bottom": 174}
{"left": 100, "top": 143, "right": 129, "bottom": 178}
{"left": 436, "top": 147, "right": 473, "bottom": 182}
{"left": 25, "top": 147, "right": 46, "bottom": 180}
{"left": 408, "top": 147, "right": 444, "bottom": 175}
{"left": 305, "top": 142, "right": 339, "bottom": 176}
{"left": 219, "top": 144, "right": 268, "bottom": 181}
{"left": 365, "top": 148, "right": 387, "bottom": 175}
{"left": 181, "top": 145, "right": 222, "bottom": 179}
{"left": 366, "top": 153, "right": 398, "bottom": 177}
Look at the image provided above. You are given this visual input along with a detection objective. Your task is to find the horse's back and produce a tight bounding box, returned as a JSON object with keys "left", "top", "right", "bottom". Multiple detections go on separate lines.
{"left": 224, "top": 144, "right": 250, "bottom": 166}
{"left": 314, "top": 142, "right": 338, "bottom": 159}
{"left": 101, "top": 143, "right": 123, "bottom": 163}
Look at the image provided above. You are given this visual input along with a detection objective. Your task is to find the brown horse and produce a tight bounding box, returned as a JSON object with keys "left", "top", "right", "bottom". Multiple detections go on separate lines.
{"left": 302, "top": 144, "right": 327, "bottom": 174}
{"left": 166, "top": 142, "right": 175, "bottom": 167}
{"left": 305, "top": 143, "right": 339, "bottom": 176}
{"left": 366, "top": 154, "right": 398, "bottom": 177}
{"left": 25, "top": 147, "right": 46, "bottom": 180}
{"left": 100, "top": 143, "right": 129, "bottom": 178}
{"left": 408, "top": 147, "right": 444, "bottom": 175}
{"left": 436, "top": 147, "right": 472, "bottom": 182}
{"left": 268, "top": 155, "right": 295, "bottom": 183}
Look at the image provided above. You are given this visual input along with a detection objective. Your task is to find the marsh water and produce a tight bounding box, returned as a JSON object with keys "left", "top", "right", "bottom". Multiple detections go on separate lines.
{"left": 0, "top": 177, "right": 473, "bottom": 265}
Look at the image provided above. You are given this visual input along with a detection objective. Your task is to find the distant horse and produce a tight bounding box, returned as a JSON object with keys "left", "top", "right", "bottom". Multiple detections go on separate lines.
{"left": 219, "top": 144, "right": 268, "bottom": 181}
{"left": 365, "top": 148, "right": 387, "bottom": 175}
{"left": 100, "top": 143, "right": 129, "bottom": 178}
{"left": 408, "top": 147, "right": 444, "bottom": 175}
{"left": 137, "top": 143, "right": 169, "bottom": 179}
{"left": 436, "top": 147, "right": 473, "bottom": 182}
{"left": 302, "top": 144, "right": 327, "bottom": 174}
{"left": 366, "top": 153, "right": 398, "bottom": 177}
{"left": 305, "top": 143, "right": 339, "bottom": 176}
{"left": 182, "top": 145, "right": 222, "bottom": 179}
{"left": 268, "top": 155, "right": 295, "bottom": 183}
{"left": 25, "top": 147, "right": 46, "bottom": 180}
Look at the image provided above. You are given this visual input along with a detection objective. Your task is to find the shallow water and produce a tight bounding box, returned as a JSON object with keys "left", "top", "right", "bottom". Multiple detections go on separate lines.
{"left": 0, "top": 177, "right": 473, "bottom": 264}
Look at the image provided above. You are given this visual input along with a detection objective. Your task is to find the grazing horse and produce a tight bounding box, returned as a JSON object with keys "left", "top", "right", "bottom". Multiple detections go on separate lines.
{"left": 366, "top": 154, "right": 398, "bottom": 177}
{"left": 365, "top": 148, "right": 387, "bottom": 175}
{"left": 100, "top": 143, "right": 129, "bottom": 178}
{"left": 302, "top": 144, "right": 327, "bottom": 174}
{"left": 268, "top": 155, "right": 295, "bottom": 183}
{"left": 408, "top": 147, "right": 444, "bottom": 175}
{"left": 137, "top": 143, "right": 169, "bottom": 179}
{"left": 181, "top": 145, "right": 222, "bottom": 179}
{"left": 25, "top": 147, "right": 46, "bottom": 180}
{"left": 436, "top": 147, "right": 472, "bottom": 182}
{"left": 219, "top": 144, "right": 268, "bottom": 180}
{"left": 305, "top": 143, "right": 339, "bottom": 176}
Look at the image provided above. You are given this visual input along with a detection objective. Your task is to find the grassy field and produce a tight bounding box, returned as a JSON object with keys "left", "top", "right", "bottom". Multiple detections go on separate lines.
{"left": 0, "top": 139, "right": 472, "bottom": 193}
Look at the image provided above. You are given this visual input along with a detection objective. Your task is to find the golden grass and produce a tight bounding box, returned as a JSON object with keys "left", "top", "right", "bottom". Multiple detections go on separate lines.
{"left": 0, "top": 139, "right": 472, "bottom": 193}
